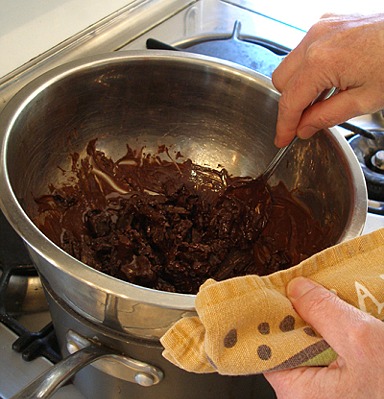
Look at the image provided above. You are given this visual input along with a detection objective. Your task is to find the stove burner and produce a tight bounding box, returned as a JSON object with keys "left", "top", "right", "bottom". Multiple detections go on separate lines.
{"left": 371, "top": 150, "right": 384, "bottom": 171}
{"left": 348, "top": 133, "right": 384, "bottom": 214}
{"left": 0, "top": 265, "right": 61, "bottom": 363}
{"left": 146, "top": 21, "right": 289, "bottom": 77}
{"left": 0, "top": 211, "right": 61, "bottom": 363}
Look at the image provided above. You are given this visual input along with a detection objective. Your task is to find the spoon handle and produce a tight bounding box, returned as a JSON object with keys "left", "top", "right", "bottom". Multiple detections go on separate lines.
{"left": 261, "top": 136, "right": 298, "bottom": 181}
{"left": 262, "top": 87, "right": 338, "bottom": 181}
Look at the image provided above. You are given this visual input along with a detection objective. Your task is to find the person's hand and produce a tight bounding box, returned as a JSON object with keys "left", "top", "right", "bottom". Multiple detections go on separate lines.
{"left": 264, "top": 276, "right": 384, "bottom": 399}
{"left": 272, "top": 13, "right": 384, "bottom": 147}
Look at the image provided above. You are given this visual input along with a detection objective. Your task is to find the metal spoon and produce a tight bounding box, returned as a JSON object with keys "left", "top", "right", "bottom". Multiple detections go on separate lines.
{"left": 261, "top": 87, "right": 338, "bottom": 182}
{"left": 261, "top": 135, "right": 298, "bottom": 181}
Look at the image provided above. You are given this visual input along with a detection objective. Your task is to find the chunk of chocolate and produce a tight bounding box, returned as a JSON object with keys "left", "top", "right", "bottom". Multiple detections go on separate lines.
{"left": 32, "top": 140, "right": 332, "bottom": 294}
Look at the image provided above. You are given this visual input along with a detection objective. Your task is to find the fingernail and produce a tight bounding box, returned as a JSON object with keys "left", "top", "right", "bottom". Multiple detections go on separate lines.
{"left": 287, "top": 277, "right": 317, "bottom": 300}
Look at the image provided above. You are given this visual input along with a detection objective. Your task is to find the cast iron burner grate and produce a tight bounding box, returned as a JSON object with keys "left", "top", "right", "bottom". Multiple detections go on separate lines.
{"left": 348, "top": 132, "right": 384, "bottom": 215}
{"left": 146, "top": 20, "right": 289, "bottom": 78}
{"left": 0, "top": 211, "right": 61, "bottom": 364}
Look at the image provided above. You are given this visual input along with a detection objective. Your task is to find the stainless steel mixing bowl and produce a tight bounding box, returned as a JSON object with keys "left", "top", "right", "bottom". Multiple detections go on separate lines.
{"left": 0, "top": 51, "right": 367, "bottom": 340}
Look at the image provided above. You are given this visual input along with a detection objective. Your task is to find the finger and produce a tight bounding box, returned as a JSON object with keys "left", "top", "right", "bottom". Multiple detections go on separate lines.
{"left": 297, "top": 88, "right": 383, "bottom": 139}
{"left": 274, "top": 74, "right": 323, "bottom": 147}
{"left": 272, "top": 39, "right": 311, "bottom": 93}
{"left": 286, "top": 277, "right": 371, "bottom": 358}
{"left": 264, "top": 366, "right": 336, "bottom": 399}
{"left": 264, "top": 368, "right": 307, "bottom": 399}
{"left": 294, "top": 91, "right": 360, "bottom": 139}
{"left": 272, "top": 49, "right": 303, "bottom": 93}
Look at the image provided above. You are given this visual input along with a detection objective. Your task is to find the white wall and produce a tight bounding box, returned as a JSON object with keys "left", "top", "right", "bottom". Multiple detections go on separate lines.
{"left": 254, "top": 0, "right": 383, "bottom": 31}
{"left": 0, "top": 0, "right": 131, "bottom": 77}
{"left": 0, "top": 0, "right": 382, "bottom": 78}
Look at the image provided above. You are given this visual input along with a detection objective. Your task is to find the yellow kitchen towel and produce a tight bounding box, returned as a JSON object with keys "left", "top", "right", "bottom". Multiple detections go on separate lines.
{"left": 161, "top": 228, "right": 384, "bottom": 375}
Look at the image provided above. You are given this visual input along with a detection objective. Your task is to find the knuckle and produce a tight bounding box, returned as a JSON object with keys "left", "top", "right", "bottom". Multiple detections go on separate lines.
{"left": 346, "top": 314, "right": 375, "bottom": 342}
{"left": 301, "top": 288, "right": 337, "bottom": 315}
{"left": 278, "top": 99, "right": 289, "bottom": 118}
{"left": 315, "top": 112, "right": 338, "bottom": 129}
{"left": 278, "top": 91, "right": 294, "bottom": 114}
{"left": 305, "top": 43, "right": 328, "bottom": 70}
{"left": 271, "top": 72, "right": 282, "bottom": 92}
{"left": 320, "top": 12, "right": 336, "bottom": 19}
{"left": 307, "top": 19, "right": 331, "bottom": 40}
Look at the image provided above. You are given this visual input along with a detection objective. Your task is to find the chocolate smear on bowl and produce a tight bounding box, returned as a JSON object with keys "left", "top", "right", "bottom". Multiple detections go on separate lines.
{"left": 32, "top": 139, "right": 331, "bottom": 294}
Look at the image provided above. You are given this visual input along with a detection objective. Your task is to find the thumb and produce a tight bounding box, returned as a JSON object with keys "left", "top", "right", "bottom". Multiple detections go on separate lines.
{"left": 296, "top": 90, "right": 370, "bottom": 140}
{"left": 287, "top": 277, "right": 368, "bottom": 358}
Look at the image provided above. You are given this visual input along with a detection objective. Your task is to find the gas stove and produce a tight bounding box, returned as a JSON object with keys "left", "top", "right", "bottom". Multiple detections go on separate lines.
{"left": 0, "top": 1, "right": 383, "bottom": 398}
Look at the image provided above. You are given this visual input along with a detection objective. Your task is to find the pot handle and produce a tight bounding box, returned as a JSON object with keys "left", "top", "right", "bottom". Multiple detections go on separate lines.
{"left": 11, "top": 342, "right": 163, "bottom": 399}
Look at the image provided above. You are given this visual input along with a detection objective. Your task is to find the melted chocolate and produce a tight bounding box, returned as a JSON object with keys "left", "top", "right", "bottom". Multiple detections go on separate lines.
{"left": 33, "top": 140, "right": 331, "bottom": 294}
